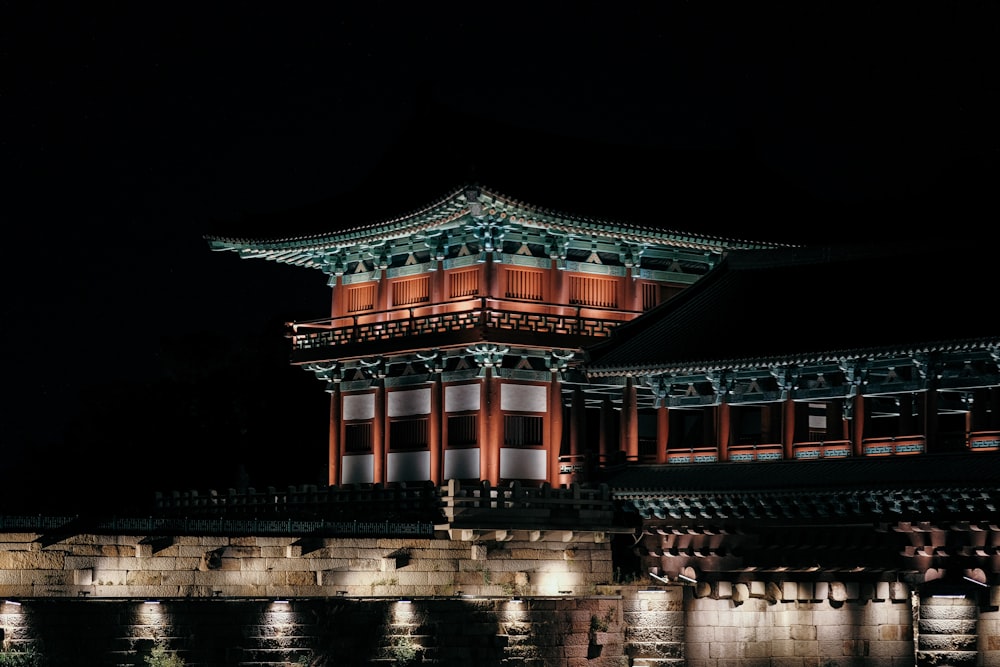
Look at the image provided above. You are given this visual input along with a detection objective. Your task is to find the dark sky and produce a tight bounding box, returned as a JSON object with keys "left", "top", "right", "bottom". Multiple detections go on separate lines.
{"left": 2, "top": 4, "right": 998, "bottom": 512}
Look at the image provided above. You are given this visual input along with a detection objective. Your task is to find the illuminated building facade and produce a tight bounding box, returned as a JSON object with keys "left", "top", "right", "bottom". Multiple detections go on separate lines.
{"left": 207, "top": 185, "right": 781, "bottom": 488}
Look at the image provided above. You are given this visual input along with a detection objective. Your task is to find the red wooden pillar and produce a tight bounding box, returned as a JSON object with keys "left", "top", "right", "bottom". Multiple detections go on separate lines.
{"left": 623, "top": 377, "right": 638, "bottom": 461}
{"left": 548, "top": 371, "right": 563, "bottom": 485}
{"left": 429, "top": 372, "right": 443, "bottom": 486}
{"left": 328, "top": 385, "right": 341, "bottom": 486}
{"left": 656, "top": 404, "right": 669, "bottom": 464}
{"left": 718, "top": 403, "right": 730, "bottom": 462}
{"left": 853, "top": 393, "right": 865, "bottom": 456}
{"left": 783, "top": 398, "right": 796, "bottom": 460}
{"left": 481, "top": 370, "right": 501, "bottom": 485}
{"left": 373, "top": 382, "right": 386, "bottom": 484}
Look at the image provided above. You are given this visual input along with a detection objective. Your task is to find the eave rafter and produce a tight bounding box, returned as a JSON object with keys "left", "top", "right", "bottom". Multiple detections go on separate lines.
{"left": 206, "top": 185, "right": 768, "bottom": 275}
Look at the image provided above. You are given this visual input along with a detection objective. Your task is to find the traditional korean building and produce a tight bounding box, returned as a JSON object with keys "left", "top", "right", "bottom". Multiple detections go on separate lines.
{"left": 585, "top": 240, "right": 1000, "bottom": 594}
{"left": 205, "top": 109, "right": 998, "bottom": 659}
{"left": 206, "top": 183, "right": 782, "bottom": 488}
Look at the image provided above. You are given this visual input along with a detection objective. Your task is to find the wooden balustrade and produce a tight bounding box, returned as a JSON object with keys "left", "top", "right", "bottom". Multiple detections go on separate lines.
{"left": 288, "top": 297, "right": 644, "bottom": 352}
{"left": 861, "top": 435, "right": 926, "bottom": 456}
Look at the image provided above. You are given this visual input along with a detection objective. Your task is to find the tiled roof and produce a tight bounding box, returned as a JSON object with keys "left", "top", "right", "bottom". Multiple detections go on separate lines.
{"left": 604, "top": 451, "right": 1000, "bottom": 494}
{"left": 585, "top": 240, "right": 1000, "bottom": 376}
{"left": 204, "top": 184, "right": 776, "bottom": 254}
{"left": 604, "top": 452, "right": 1000, "bottom": 524}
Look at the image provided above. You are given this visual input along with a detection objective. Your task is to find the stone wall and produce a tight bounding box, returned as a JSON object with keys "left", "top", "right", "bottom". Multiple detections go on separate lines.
{"left": 1, "top": 531, "right": 999, "bottom": 666}
{"left": 0, "top": 597, "right": 627, "bottom": 667}
{"left": 0, "top": 530, "right": 612, "bottom": 600}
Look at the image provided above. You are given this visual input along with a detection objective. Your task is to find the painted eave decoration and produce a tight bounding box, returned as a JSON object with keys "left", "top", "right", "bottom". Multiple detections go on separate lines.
{"left": 204, "top": 184, "right": 787, "bottom": 275}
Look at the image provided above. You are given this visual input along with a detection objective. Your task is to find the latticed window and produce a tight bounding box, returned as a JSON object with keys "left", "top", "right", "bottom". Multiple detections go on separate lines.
{"left": 392, "top": 276, "right": 430, "bottom": 307}
{"left": 449, "top": 268, "right": 479, "bottom": 298}
{"left": 505, "top": 268, "right": 544, "bottom": 301}
{"left": 641, "top": 282, "right": 658, "bottom": 311}
{"left": 346, "top": 284, "right": 376, "bottom": 313}
{"left": 344, "top": 422, "right": 373, "bottom": 453}
{"left": 389, "top": 417, "right": 428, "bottom": 451}
{"left": 569, "top": 275, "right": 617, "bottom": 308}
{"left": 447, "top": 414, "right": 478, "bottom": 447}
{"left": 504, "top": 414, "right": 544, "bottom": 447}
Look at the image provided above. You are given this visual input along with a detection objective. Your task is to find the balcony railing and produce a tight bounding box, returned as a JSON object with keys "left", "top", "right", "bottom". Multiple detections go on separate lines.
{"left": 792, "top": 440, "right": 852, "bottom": 460}
{"left": 969, "top": 430, "right": 1000, "bottom": 452}
{"left": 288, "top": 297, "right": 643, "bottom": 352}
{"left": 861, "top": 435, "right": 926, "bottom": 456}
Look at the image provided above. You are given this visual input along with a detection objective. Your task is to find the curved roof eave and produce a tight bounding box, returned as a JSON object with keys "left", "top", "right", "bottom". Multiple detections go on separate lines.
{"left": 205, "top": 184, "right": 790, "bottom": 255}
{"left": 584, "top": 336, "right": 1000, "bottom": 378}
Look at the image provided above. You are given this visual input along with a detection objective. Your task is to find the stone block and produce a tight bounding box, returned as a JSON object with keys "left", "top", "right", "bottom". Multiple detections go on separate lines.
{"left": 781, "top": 581, "right": 796, "bottom": 602}
{"left": 0, "top": 551, "right": 64, "bottom": 570}
{"left": 285, "top": 571, "right": 315, "bottom": 587}
{"left": 125, "top": 571, "right": 162, "bottom": 587}
{"left": 160, "top": 570, "right": 195, "bottom": 586}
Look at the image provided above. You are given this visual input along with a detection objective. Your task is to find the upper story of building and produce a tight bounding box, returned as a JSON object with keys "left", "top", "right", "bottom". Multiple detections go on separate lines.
{"left": 207, "top": 184, "right": 782, "bottom": 372}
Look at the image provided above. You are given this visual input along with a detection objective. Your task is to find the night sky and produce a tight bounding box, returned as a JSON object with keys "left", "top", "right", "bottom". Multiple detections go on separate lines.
{"left": 3, "top": 4, "right": 997, "bottom": 513}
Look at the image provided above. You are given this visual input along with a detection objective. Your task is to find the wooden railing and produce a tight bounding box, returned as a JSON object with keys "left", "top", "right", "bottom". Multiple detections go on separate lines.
{"left": 728, "top": 443, "right": 784, "bottom": 462}
{"left": 969, "top": 430, "right": 1000, "bottom": 452}
{"left": 791, "top": 440, "right": 852, "bottom": 460}
{"left": 288, "top": 297, "right": 644, "bottom": 352}
{"left": 861, "top": 435, "right": 926, "bottom": 456}
{"left": 666, "top": 447, "right": 719, "bottom": 464}
{"left": 441, "top": 479, "right": 612, "bottom": 513}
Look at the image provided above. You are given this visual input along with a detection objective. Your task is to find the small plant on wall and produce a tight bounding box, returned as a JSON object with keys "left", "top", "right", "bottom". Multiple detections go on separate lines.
{"left": 0, "top": 648, "right": 43, "bottom": 666}
{"left": 144, "top": 642, "right": 185, "bottom": 667}
{"left": 388, "top": 636, "right": 420, "bottom": 666}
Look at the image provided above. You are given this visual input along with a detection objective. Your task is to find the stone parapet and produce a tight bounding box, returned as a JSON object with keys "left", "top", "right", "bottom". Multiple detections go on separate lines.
{"left": 0, "top": 530, "right": 614, "bottom": 600}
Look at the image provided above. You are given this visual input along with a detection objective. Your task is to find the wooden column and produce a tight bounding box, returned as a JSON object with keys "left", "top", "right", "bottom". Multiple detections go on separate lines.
{"left": 717, "top": 403, "right": 730, "bottom": 462}
{"left": 548, "top": 371, "right": 563, "bottom": 486}
{"left": 656, "top": 403, "right": 669, "bottom": 464}
{"left": 429, "top": 373, "right": 443, "bottom": 486}
{"left": 853, "top": 393, "right": 865, "bottom": 456}
{"left": 328, "top": 385, "right": 341, "bottom": 486}
{"left": 622, "top": 377, "right": 638, "bottom": 461}
{"left": 783, "top": 398, "right": 796, "bottom": 460}
{"left": 373, "top": 381, "right": 386, "bottom": 484}
{"left": 481, "top": 370, "right": 501, "bottom": 485}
